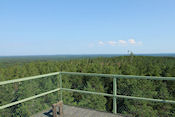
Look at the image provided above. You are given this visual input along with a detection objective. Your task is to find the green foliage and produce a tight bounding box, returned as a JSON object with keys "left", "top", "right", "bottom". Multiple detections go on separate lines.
{"left": 78, "top": 82, "right": 107, "bottom": 111}
{"left": 1, "top": 56, "right": 175, "bottom": 116}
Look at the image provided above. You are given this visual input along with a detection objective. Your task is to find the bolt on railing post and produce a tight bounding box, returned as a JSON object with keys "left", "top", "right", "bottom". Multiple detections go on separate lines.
{"left": 113, "top": 77, "right": 117, "bottom": 114}
{"left": 59, "top": 73, "right": 63, "bottom": 101}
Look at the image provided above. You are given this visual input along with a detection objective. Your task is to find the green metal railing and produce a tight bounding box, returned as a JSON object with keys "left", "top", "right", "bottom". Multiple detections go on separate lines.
{"left": 1, "top": 72, "right": 175, "bottom": 115}
{"left": 0, "top": 72, "right": 60, "bottom": 110}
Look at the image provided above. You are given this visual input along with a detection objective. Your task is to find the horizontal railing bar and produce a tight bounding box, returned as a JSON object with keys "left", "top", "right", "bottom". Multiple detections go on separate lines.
{"left": 0, "top": 88, "right": 60, "bottom": 110}
{"left": 0, "top": 72, "right": 60, "bottom": 86}
{"left": 116, "top": 95, "right": 175, "bottom": 104}
{"left": 61, "top": 72, "right": 115, "bottom": 78}
{"left": 1, "top": 72, "right": 175, "bottom": 87}
{"left": 61, "top": 88, "right": 175, "bottom": 104}
{"left": 61, "top": 88, "right": 113, "bottom": 97}
{"left": 1, "top": 72, "right": 175, "bottom": 112}
{"left": 61, "top": 72, "right": 175, "bottom": 80}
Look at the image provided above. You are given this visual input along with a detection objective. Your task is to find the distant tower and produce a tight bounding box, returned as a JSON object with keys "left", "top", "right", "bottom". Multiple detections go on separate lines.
{"left": 128, "top": 50, "right": 130, "bottom": 55}
{"left": 128, "top": 50, "right": 134, "bottom": 56}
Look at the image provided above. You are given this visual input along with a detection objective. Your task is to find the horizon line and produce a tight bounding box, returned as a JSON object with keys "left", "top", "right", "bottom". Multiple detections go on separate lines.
{"left": 0, "top": 53, "right": 175, "bottom": 57}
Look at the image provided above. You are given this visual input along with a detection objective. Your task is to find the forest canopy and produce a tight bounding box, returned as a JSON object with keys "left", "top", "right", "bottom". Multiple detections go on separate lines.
{"left": 0, "top": 56, "right": 175, "bottom": 117}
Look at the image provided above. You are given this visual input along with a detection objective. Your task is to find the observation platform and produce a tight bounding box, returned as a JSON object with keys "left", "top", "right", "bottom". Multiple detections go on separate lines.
{"left": 32, "top": 105, "right": 123, "bottom": 117}
{"left": 1, "top": 72, "right": 175, "bottom": 117}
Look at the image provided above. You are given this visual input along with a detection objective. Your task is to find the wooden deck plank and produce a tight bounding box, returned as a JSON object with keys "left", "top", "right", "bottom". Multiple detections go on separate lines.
{"left": 31, "top": 105, "right": 124, "bottom": 117}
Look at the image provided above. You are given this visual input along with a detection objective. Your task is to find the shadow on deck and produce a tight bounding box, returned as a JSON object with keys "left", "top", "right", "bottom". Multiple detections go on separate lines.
{"left": 31, "top": 105, "right": 124, "bottom": 117}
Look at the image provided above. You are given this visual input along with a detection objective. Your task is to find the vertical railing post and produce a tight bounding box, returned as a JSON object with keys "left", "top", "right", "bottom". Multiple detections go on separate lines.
{"left": 113, "top": 77, "right": 117, "bottom": 114}
{"left": 59, "top": 73, "right": 63, "bottom": 101}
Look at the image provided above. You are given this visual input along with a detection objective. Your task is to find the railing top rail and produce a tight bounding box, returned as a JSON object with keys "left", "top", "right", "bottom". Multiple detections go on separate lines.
{"left": 1, "top": 71, "right": 175, "bottom": 86}
{"left": 1, "top": 72, "right": 175, "bottom": 112}
{"left": 0, "top": 72, "right": 60, "bottom": 86}
{"left": 61, "top": 72, "right": 175, "bottom": 81}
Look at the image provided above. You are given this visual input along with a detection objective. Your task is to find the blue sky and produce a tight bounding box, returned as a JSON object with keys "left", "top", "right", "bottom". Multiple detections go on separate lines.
{"left": 0, "top": 0, "right": 175, "bottom": 56}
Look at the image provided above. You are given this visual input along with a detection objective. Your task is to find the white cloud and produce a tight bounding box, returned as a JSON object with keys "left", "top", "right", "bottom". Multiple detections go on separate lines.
{"left": 118, "top": 40, "right": 127, "bottom": 44}
{"left": 97, "top": 39, "right": 143, "bottom": 47}
{"left": 128, "top": 39, "right": 143, "bottom": 46}
{"left": 108, "top": 41, "right": 117, "bottom": 46}
{"left": 98, "top": 41, "right": 105, "bottom": 46}
{"left": 128, "top": 39, "right": 136, "bottom": 44}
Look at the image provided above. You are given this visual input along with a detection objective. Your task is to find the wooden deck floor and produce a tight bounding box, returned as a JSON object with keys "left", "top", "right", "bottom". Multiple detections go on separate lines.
{"left": 31, "top": 105, "right": 124, "bottom": 117}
